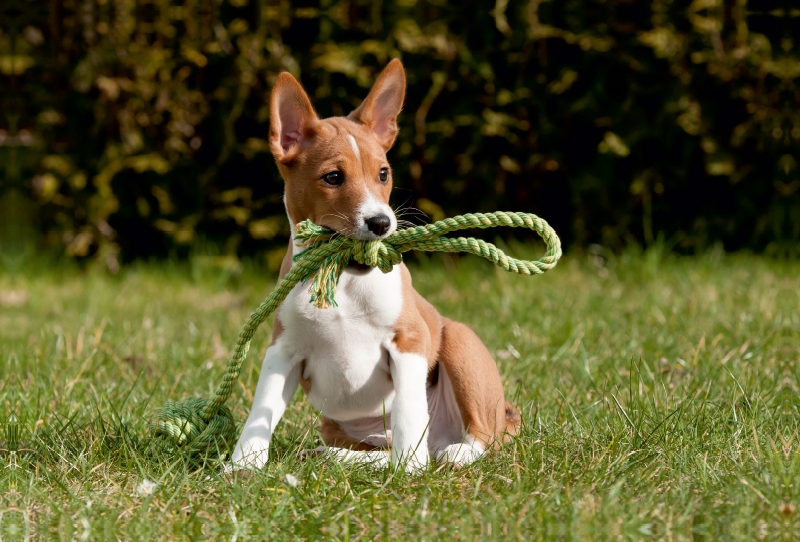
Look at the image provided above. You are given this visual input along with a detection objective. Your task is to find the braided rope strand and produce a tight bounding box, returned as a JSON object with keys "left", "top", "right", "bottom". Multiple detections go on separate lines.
{"left": 150, "top": 211, "right": 562, "bottom": 459}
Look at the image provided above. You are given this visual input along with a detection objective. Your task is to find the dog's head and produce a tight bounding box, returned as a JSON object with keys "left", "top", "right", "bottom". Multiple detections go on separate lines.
{"left": 270, "top": 59, "right": 406, "bottom": 240}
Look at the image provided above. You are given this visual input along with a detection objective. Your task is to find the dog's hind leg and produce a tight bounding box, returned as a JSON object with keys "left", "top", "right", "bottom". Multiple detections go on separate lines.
{"left": 434, "top": 317, "right": 520, "bottom": 465}
{"left": 427, "top": 362, "right": 486, "bottom": 467}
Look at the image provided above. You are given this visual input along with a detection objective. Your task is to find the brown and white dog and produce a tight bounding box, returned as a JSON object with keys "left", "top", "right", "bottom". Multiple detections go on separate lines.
{"left": 230, "top": 59, "right": 520, "bottom": 472}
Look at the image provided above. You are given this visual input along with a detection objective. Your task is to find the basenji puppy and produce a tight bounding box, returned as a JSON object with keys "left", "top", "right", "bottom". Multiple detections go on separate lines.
{"left": 231, "top": 59, "right": 520, "bottom": 473}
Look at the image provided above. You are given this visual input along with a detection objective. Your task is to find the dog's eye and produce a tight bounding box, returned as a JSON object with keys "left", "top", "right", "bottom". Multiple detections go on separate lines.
{"left": 378, "top": 168, "right": 389, "bottom": 184}
{"left": 322, "top": 171, "right": 344, "bottom": 186}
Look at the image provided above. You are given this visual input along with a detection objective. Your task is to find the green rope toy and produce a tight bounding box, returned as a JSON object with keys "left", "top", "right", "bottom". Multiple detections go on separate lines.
{"left": 150, "top": 211, "right": 562, "bottom": 459}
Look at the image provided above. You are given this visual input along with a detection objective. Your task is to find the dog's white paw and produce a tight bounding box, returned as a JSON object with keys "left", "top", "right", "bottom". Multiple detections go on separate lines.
{"left": 434, "top": 439, "right": 485, "bottom": 469}
{"left": 230, "top": 437, "right": 270, "bottom": 470}
{"left": 391, "top": 449, "right": 430, "bottom": 474}
{"left": 220, "top": 461, "right": 258, "bottom": 482}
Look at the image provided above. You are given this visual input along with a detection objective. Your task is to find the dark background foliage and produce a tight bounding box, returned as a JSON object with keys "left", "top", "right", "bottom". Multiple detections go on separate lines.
{"left": 1, "top": 0, "right": 798, "bottom": 269}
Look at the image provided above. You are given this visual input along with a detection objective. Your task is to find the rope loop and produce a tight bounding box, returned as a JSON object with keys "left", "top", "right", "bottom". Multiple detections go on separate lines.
{"left": 150, "top": 211, "right": 561, "bottom": 461}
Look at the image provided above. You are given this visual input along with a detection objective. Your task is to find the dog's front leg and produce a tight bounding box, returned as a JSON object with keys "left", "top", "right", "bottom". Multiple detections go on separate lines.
{"left": 230, "top": 340, "right": 300, "bottom": 470}
{"left": 386, "top": 343, "right": 430, "bottom": 473}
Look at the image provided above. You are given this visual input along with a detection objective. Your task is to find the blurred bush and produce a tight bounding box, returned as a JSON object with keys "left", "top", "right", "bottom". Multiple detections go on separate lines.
{"left": 1, "top": 0, "right": 798, "bottom": 268}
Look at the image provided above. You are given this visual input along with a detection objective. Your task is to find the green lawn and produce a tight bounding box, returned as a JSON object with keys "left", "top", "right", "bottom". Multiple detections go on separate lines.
{"left": 2, "top": 248, "right": 797, "bottom": 540}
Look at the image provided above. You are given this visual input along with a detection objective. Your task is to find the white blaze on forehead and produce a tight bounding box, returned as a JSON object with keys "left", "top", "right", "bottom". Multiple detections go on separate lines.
{"left": 346, "top": 134, "right": 361, "bottom": 160}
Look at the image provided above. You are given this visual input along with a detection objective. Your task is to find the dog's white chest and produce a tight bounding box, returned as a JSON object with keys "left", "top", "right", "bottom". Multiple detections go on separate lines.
{"left": 279, "top": 266, "right": 403, "bottom": 421}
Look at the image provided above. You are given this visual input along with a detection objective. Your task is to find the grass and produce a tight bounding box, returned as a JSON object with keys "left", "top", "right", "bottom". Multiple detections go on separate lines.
{"left": 1, "top": 246, "right": 797, "bottom": 540}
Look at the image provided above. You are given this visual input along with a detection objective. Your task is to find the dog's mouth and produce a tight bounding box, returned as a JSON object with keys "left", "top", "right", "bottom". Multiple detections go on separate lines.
{"left": 317, "top": 224, "right": 387, "bottom": 272}
{"left": 318, "top": 224, "right": 367, "bottom": 270}
{"left": 347, "top": 262, "right": 371, "bottom": 272}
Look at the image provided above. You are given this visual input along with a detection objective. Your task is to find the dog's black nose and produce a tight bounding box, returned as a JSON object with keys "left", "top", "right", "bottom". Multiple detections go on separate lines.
{"left": 365, "top": 214, "right": 391, "bottom": 236}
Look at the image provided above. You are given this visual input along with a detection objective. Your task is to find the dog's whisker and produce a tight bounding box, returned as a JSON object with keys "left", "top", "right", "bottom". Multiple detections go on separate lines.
{"left": 396, "top": 221, "right": 417, "bottom": 230}
{"left": 396, "top": 206, "right": 428, "bottom": 218}
{"left": 393, "top": 202, "right": 429, "bottom": 220}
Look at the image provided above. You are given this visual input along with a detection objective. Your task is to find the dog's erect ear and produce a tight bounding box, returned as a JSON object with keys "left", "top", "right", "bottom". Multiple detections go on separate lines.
{"left": 348, "top": 59, "right": 406, "bottom": 151}
{"left": 270, "top": 72, "right": 320, "bottom": 164}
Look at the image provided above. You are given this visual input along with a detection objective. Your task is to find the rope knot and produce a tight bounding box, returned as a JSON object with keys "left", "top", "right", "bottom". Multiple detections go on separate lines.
{"left": 350, "top": 239, "right": 401, "bottom": 272}
{"left": 150, "top": 396, "right": 236, "bottom": 458}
